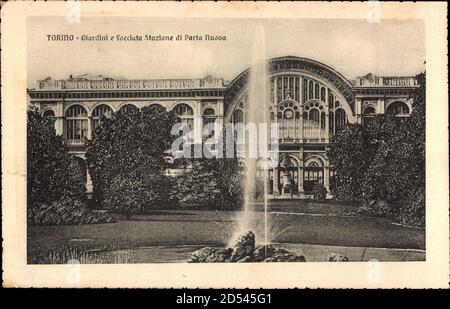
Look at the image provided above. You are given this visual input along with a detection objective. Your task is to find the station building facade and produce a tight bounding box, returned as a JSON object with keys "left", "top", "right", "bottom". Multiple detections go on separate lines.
{"left": 27, "top": 56, "right": 418, "bottom": 198}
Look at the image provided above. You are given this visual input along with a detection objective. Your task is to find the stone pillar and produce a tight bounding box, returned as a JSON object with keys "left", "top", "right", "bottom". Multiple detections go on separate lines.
{"left": 298, "top": 166, "right": 304, "bottom": 195}
{"left": 378, "top": 99, "right": 385, "bottom": 114}
{"left": 273, "top": 167, "right": 279, "bottom": 195}
{"left": 87, "top": 117, "right": 92, "bottom": 140}
{"left": 298, "top": 149, "right": 304, "bottom": 194}
{"left": 324, "top": 166, "right": 330, "bottom": 193}
{"left": 298, "top": 77, "right": 304, "bottom": 143}
{"left": 217, "top": 99, "right": 225, "bottom": 138}
{"left": 86, "top": 168, "right": 93, "bottom": 193}
{"left": 355, "top": 98, "right": 362, "bottom": 124}
{"left": 55, "top": 101, "right": 64, "bottom": 136}
{"left": 193, "top": 103, "right": 203, "bottom": 145}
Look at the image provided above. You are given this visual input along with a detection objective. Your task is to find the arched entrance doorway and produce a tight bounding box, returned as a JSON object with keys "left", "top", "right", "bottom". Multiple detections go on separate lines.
{"left": 303, "top": 159, "right": 324, "bottom": 193}
{"left": 278, "top": 155, "right": 298, "bottom": 196}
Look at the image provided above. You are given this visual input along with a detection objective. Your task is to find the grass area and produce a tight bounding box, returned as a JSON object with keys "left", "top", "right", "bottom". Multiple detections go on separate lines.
{"left": 27, "top": 202, "right": 425, "bottom": 264}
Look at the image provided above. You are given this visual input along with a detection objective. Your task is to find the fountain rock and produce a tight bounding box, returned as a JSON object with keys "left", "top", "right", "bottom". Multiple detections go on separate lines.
{"left": 236, "top": 256, "right": 253, "bottom": 263}
{"left": 189, "top": 247, "right": 232, "bottom": 263}
{"left": 327, "top": 252, "right": 349, "bottom": 262}
{"left": 253, "top": 245, "right": 306, "bottom": 262}
{"left": 189, "top": 231, "right": 306, "bottom": 263}
{"left": 229, "top": 231, "right": 256, "bottom": 262}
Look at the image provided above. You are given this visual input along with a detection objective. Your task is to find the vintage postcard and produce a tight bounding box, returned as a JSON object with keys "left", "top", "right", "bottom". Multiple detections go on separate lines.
{"left": 2, "top": 1, "right": 448, "bottom": 288}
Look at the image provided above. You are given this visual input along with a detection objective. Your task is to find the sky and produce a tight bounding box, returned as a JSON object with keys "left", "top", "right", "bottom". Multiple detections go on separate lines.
{"left": 27, "top": 17, "right": 425, "bottom": 88}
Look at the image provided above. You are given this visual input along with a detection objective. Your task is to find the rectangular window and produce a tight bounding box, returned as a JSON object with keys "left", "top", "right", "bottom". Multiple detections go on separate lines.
{"left": 277, "top": 77, "right": 282, "bottom": 104}
{"left": 295, "top": 77, "right": 300, "bottom": 102}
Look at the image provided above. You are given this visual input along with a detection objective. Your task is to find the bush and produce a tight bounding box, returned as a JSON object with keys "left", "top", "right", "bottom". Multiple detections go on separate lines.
{"left": 395, "top": 189, "right": 425, "bottom": 228}
{"left": 27, "top": 109, "right": 99, "bottom": 226}
{"left": 328, "top": 73, "right": 426, "bottom": 227}
{"left": 86, "top": 105, "right": 178, "bottom": 209}
{"left": 103, "top": 173, "right": 155, "bottom": 219}
{"left": 28, "top": 197, "right": 114, "bottom": 226}
{"left": 27, "top": 109, "right": 87, "bottom": 210}
{"left": 312, "top": 183, "right": 327, "bottom": 202}
{"left": 174, "top": 157, "right": 243, "bottom": 210}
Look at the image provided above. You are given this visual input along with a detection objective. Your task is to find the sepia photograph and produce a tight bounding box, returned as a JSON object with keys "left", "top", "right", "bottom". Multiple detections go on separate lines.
{"left": 26, "top": 15, "right": 427, "bottom": 264}
{"left": 2, "top": 1, "right": 448, "bottom": 288}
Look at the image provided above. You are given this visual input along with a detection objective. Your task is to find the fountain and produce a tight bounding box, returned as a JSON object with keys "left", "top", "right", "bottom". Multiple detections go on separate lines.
{"left": 189, "top": 26, "right": 306, "bottom": 263}
{"left": 231, "top": 25, "right": 271, "bottom": 248}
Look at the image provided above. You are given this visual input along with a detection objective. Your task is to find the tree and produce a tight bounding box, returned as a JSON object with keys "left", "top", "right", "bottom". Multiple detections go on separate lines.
{"left": 86, "top": 105, "right": 178, "bottom": 216}
{"left": 27, "top": 109, "right": 111, "bottom": 226}
{"left": 327, "top": 124, "right": 375, "bottom": 202}
{"left": 363, "top": 73, "right": 425, "bottom": 226}
{"left": 102, "top": 172, "right": 153, "bottom": 219}
{"left": 173, "top": 126, "right": 243, "bottom": 210}
{"left": 27, "top": 109, "right": 86, "bottom": 210}
{"left": 328, "top": 72, "right": 426, "bottom": 227}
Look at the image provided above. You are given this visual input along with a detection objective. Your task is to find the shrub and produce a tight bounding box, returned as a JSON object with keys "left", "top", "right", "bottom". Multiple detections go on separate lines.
{"left": 395, "top": 189, "right": 425, "bottom": 228}
{"left": 103, "top": 173, "right": 154, "bottom": 219}
{"left": 27, "top": 109, "right": 87, "bottom": 210}
{"left": 328, "top": 73, "right": 425, "bottom": 227}
{"left": 27, "top": 109, "right": 95, "bottom": 225}
{"left": 312, "top": 183, "right": 327, "bottom": 202}
{"left": 28, "top": 197, "right": 114, "bottom": 226}
{"left": 174, "top": 157, "right": 243, "bottom": 210}
{"left": 86, "top": 105, "right": 178, "bottom": 210}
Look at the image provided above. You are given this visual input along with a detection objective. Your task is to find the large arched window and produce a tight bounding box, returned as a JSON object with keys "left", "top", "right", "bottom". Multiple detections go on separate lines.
{"left": 328, "top": 92, "right": 334, "bottom": 109}
{"left": 335, "top": 108, "right": 347, "bottom": 131}
{"left": 277, "top": 100, "right": 301, "bottom": 139}
{"left": 294, "top": 77, "right": 300, "bottom": 102}
{"left": 308, "top": 80, "right": 314, "bottom": 101}
{"left": 329, "top": 111, "right": 335, "bottom": 134}
{"left": 43, "top": 109, "right": 55, "bottom": 117}
{"left": 310, "top": 109, "right": 319, "bottom": 124}
{"left": 173, "top": 103, "right": 194, "bottom": 131}
{"left": 303, "top": 160, "right": 324, "bottom": 192}
{"left": 386, "top": 101, "right": 410, "bottom": 117}
{"left": 146, "top": 103, "right": 165, "bottom": 110}
{"left": 362, "top": 106, "right": 376, "bottom": 127}
{"left": 202, "top": 108, "right": 216, "bottom": 138}
{"left": 65, "top": 105, "right": 88, "bottom": 141}
{"left": 302, "top": 79, "right": 308, "bottom": 103}
{"left": 276, "top": 78, "right": 282, "bottom": 103}
{"left": 42, "top": 110, "right": 56, "bottom": 126}
{"left": 232, "top": 109, "right": 244, "bottom": 124}
{"left": 118, "top": 104, "right": 139, "bottom": 114}
{"left": 202, "top": 108, "right": 216, "bottom": 126}
{"left": 321, "top": 111, "right": 326, "bottom": 130}
{"left": 92, "top": 104, "right": 113, "bottom": 130}
{"left": 302, "top": 99, "right": 328, "bottom": 139}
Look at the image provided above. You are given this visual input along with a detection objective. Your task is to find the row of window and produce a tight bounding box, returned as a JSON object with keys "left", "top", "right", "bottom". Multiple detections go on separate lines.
{"left": 255, "top": 157, "right": 327, "bottom": 193}
{"left": 232, "top": 105, "right": 348, "bottom": 138}
{"left": 269, "top": 76, "right": 331, "bottom": 105}
{"left": 361, "top": 102, "right": 410, "bottom": 127}
{"left": 355, "top": 88, "right": 411, "bottom": 96}
{"left": 44, "top": 103, "right": 217, "bottom": 141}
{"left": 30, "top": 87, "right": 412, "bottom": 100}
{"left": 30, "top": 90, "right": 225, "bottom": 99}
{"left": 45, "top": 100, "right": 410, "bottom": 141}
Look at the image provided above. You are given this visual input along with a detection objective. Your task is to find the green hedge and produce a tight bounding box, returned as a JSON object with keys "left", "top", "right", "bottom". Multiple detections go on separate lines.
{"left": 28, "top": 197, "right": 114, "bottom": 226}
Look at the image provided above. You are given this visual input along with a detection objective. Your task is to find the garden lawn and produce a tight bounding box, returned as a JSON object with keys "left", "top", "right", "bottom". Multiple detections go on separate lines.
{"left": 28, "top": 206, "right": 425, "bottom": 263}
